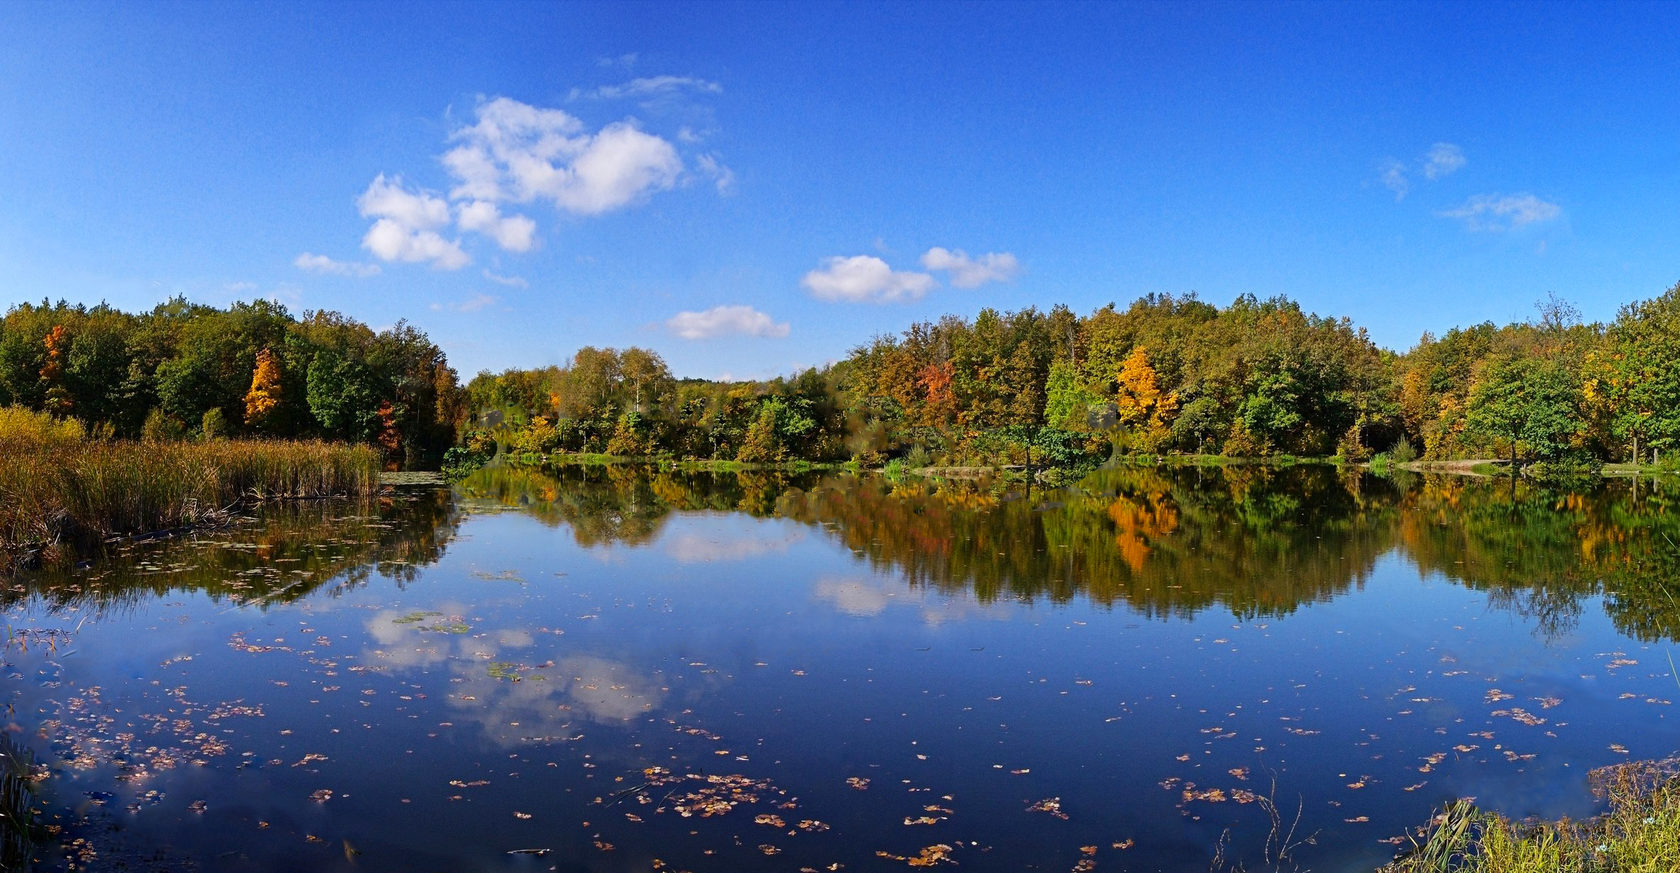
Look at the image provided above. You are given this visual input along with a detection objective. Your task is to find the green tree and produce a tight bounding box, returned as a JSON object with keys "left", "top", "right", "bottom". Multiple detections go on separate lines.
{"left": 1467, "top": 356, "right": 1582, "bottom": 471}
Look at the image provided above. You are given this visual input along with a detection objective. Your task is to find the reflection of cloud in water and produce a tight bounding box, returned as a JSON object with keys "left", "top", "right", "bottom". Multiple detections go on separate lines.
{"left": 361, "top": 609, "right": 664, "bottom": 748}
{"left": 549, "top": 655, "right": 664, "bottom": 721}
{"left": 664, "top": 528, "right": 806, "bottom": 564}
{"left": 814, "top": 576, "right": 1010, "bottom": 625}
{"left": 814, "top": 578, "right": 893, "bottom": 616}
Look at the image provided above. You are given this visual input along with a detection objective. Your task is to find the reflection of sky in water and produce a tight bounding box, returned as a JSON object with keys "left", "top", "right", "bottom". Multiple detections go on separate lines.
{"left": 6, "top": 479, "right": 1680, "bottom": 873}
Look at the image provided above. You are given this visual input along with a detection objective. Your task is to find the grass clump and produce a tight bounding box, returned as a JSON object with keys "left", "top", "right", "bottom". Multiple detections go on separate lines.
{"left": 1381, "top": 757, "right": 1680, "bottom": 873}
{"left": 2, "top": 407, "right": 379, "bottom": 565}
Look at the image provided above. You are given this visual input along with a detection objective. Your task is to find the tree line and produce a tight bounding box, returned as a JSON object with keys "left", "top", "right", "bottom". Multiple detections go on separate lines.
{"left": 0, "top": 297, "right": 463, "bottom": 467}
{"left": 467, "top": 280, "right": 1680, "bottom": 471}
{"left": 8, "top": 278, "right": 1680, "bottom": 470}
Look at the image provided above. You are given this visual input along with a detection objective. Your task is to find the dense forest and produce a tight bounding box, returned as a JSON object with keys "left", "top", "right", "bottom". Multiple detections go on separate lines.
{"left": 465, "top": 281, "right": 1680, "bottom": 472}
{"left": 6, "top": 279, "right": 1680, "bottom": 472}
{"left": 0, "top": 297, "right": 463, "bottom": 467}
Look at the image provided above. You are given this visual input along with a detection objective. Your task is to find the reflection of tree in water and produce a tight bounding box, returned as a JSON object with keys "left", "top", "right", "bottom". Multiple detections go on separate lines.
{"left": 1397, "top": 476, "right": 1680, "bottom": 643}
{"left": 6, "top": 489, "right": 462, "bottom": 612}
{"left": 464, "top": 462, "right": 1680, "bottom": 644}
{"left": 456, "top": 464, "right": 799, "bottom": 547}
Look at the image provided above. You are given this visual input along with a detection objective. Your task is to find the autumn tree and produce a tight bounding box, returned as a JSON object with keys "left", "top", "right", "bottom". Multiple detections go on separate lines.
{"left": 39, "top": 324, "right": 73, "bottom": 417}
{"left": 244, "top": 347, "right": 283, "bottom": 430}
{"left": 1114, "top": 347, "right": 1177, "bottom": 451}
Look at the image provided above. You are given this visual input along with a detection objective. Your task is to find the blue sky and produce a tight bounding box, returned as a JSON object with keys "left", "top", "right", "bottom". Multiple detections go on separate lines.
{"left": 3, "top": 1, "right": 1678, "bottom": 380}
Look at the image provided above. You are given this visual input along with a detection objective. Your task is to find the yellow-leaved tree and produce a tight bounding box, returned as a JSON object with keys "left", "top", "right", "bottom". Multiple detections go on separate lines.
{"left": 244, "top": 348, "right": 283, "bottom": 429}
{"left": 1115, "top": 347, "right": 1178, "bottom": 451}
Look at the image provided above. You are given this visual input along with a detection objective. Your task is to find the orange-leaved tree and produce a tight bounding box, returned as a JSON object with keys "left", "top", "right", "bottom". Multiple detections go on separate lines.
{"left": 244, "top": 347, "right": 283, "bottom": 430}
{"left": 1115, "top": 347, "right": 1178, "bottom": 451}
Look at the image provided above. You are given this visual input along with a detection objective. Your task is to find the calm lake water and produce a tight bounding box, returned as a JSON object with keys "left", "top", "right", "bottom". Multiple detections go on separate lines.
{"left": 4, "top": 464, "right": 1679, "bottom": 872}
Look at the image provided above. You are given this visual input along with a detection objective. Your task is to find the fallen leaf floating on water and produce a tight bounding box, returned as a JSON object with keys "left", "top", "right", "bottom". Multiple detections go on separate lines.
{"left": 847, "top": 777, "right": 871, "bottom": 790}
{"left": 1027, "top": 797, "right": 1069, "bottom": 819}
{"left": 877, "top": 844, "right": 956, "bottom": 866}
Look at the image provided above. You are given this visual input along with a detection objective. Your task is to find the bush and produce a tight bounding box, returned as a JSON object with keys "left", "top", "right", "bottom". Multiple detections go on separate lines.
{"left": 201, "top": 407, "right": 230, "bottom": 441}
{"left": 1390, "top": 435, "right": 1418, "bottom": 464}
{"left": 0, "top": 406, "right": 85, "bottom": 450}
{"left": 441, "top": 445, "right": 491, "bottom": 481}
{"left": 1335, "top": 424, "right": 1371, "bottom": 463}
{"left": 141, "top": 408, "right": 187, "bottom": 443}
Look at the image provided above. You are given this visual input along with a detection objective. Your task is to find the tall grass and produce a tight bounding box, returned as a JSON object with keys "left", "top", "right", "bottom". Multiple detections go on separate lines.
{"left": 1381, "top": 758, "right": 1680, "bottom": 873}
{"left": 1, "top": 407, "right": 379, "bottom": 564}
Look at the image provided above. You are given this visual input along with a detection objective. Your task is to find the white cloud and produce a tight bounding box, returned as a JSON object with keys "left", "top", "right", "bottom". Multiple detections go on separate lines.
{"left": 1379, "top": 158, "right": 1409, "bottom": 200}
{"left": 570, "top": 75, "right": 722, "bottom": 101}
{"left": 293, "top": 252, "right": 381, "bottom": 278}
{"left": 1423, "top": 142, "right": 1466, "bottom": 179}
{"left": 1439, "top": 193, "right": 1563, "bottom": 231}
{"left": 356, "top": 175, "right": 469, "bottom": 269}
{"left": 482, "top": 269, "right": 528, "bottom": 288}
{"left": 429, "top": 293, "right": 499, "bottom": 313}
{"left": 358, "top": 173, "right": 451, "bottom": 229}
{"left": 223, "top": 281, "right": 258, "bottom": 293}
{"left": 919, "top": 247, "right": 1020, "bottom": 288}
{"left": 802, "top": 255, "right": 936, "bottom": 303}
{"left": 695, "top": 153, "right": 735, "bottom": 194}
{"left": 442, "top": 96, "right": 682, "bottom": 215}
{"left": 666, "top": 304, "right": 790, "bottom": 340}
{"left": 455, "top": 200, "right": 537, "bottom": 252}
{"left": 1378, "top": 142, "right": 1466, "bottom": 200}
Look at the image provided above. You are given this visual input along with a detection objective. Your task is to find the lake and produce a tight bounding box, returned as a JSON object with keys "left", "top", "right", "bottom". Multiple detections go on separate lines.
{"left": 4, "top": 464, "right": 1678, "bottom": 872}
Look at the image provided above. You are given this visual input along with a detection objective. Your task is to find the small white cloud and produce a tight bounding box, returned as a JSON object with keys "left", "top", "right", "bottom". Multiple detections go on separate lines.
{"left": 598, "top": 52, "right": 638, "bottom": 69}
{"left": 1422, "top": 142, "right": 1466, "bottom": 180}
{"left": 695, "top": 153, "right": 735, "bottom": 194}
{"left": 1379, "top": 158, "right": 1409, "bottom": 200}
{"left": 572, "top": 76, "right": 723, "bottom": 101}
{"left": 482, "top": 269, "right": 528, "bottom": 288}
{"left": 429, "top": 293, "right": 499, "bottom": 313}
{"left": 443, "top": 97, "right": 683, "bottom": 216}
{"left": 224, "top": 281, "right": 258, "bottom": 293}
{"left": 666, "top": 304, "right": 790, "bottom": 340}
{"left": 357, "top": 173, "right": 451, "bottom": 229}
{"left": 294, "top": 252, "right": 382, "bottom": 278}
{"left": 456, "top": 200, "right": 537, "bottom": 252}
{"left": 919, "top": 247, "right": 1020, "bottom": 289}
{"left": 363, "top": 220, "right": 469, "bottom": 270}
{"left": 802, "top": 255, "right": 936, "bottom": 304}
{"left": 356, "top": 175, "right": 468, "bottom": 269}
{"left": 1439, "top": 193, "right": 1562, "bottom": 231}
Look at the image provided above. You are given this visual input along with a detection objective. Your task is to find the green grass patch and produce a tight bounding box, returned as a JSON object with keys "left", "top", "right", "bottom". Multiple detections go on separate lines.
{"left": 1380, "top": 757, "right": 1680, "bottom": 872}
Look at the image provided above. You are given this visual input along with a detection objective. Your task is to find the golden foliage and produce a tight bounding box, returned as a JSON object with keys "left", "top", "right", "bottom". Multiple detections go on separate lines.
{"left": 244, "top": 348, "right": 284, "bottom": 426}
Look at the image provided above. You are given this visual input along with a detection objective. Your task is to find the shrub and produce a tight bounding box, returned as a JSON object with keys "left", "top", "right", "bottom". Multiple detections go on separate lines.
{"left": 1391, "top": 435, "right": 1418, "bottom": 464}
